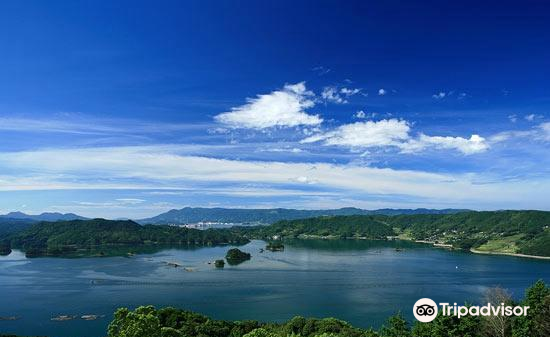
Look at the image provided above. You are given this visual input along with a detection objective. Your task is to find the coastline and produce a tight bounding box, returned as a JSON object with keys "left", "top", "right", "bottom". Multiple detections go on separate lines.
{"left": 470, "top": 248, "right": 550, "bottom": 260}
{"left": 280, "top": 235, "right": 550, "bottom": 260}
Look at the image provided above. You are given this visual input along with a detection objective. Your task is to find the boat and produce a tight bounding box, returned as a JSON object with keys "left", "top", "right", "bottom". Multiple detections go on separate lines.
{"left": 81, "top": 314, "right": 104, "bottom": 321}
{"left": 51, "top": 315, "right": 76, "bottom": 321}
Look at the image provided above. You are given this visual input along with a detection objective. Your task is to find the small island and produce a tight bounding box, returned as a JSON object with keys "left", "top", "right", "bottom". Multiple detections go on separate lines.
{"left": 214, "top": 259, "right": 225, "bottom": 268}
{"left": 225, "top": 248, "right": 251, "bottom": 265}
{"left": 266, "top": 242, "right": 284, "bottom": 251}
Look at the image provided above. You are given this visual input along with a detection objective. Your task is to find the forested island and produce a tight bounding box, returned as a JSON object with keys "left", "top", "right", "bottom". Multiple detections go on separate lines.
{"left": 225, "top": 248, "right": 251, "bottom": 265}
{"left": 6, "top": 219, "right": 248, "bottom": 257}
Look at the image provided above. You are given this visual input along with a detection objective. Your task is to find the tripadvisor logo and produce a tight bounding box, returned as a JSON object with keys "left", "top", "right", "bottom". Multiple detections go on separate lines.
{"left": 413, "top": 298, "right": 530, "bottom": 323}
{"left": 413, "top": 298, "right": 438, "bottom": 322}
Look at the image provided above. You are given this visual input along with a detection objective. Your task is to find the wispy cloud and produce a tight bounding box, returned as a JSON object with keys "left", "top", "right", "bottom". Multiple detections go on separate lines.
{"left": 321, "top": 86, "right": 362, "bottom": 104}
{"left": 312, "top": 66, "right": 331, "bottom": 75}
{"left": 490, "top": 122, "right": 550, "bottom": 143}
{"left": 524, "top": 114, "right": 543, "bottom": 122}
{"left": 0, "top": 115, "right": 208, "bottom": 135}
{"left": 432, "top": 92, "right": 447, "bottom": 100}
{"left": 0, "top": 145, "right": 548, "bottom": 210}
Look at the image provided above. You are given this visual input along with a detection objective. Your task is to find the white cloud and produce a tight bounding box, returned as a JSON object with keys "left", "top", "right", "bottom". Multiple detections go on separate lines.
{"left": 301, "top": 119, "right": 489, "bottom": 155}
{"left": 214, "top": 82, "right": 322, "bottom": 129}
{"left": 321, "top": 86, "right": 361, "bottom": 104}
{"left": 115, "top": 198, "right": 146, "bottom": 205}
{"left": 432, "top": 92, "right": 447, "bottom": 100}
{"left": 259, "top": 147, "right": 303, "bottom": 153}
{"left": 312, "top": 66, "right": 331, "bottom": 75}
{"left": 0, "top": 145, "right": 548, "bottom": 210}
{"left": 302, "top": 119, "right": 410, "bottom": 148}
{"left": 401, "top": 134, "right": 489, "bottom": 155}
{"left": 321, "top": 86, "right": 346, "bottom": 104}
{"left": 490, "top": 122, "right": 550, "bottom": 143}
{"left": 340, "top": 87, "right": 361, "bottom": 96}
{"left": 0, "top": 116, "right": 207, "bottom": 135}
{"left": 508, "top": 114, "right": 518, "bottom": 123}
{"left": 354, "top": 110, "right": 377, "bottom": 119}
{"left": 524, "top": 114, "right": 542, "bottom": 122}
{"left": 378, "top": 89, "right": 386, "bottom": 96}
{"left": 539, "top": 122, "right": 550, "bottom": 140}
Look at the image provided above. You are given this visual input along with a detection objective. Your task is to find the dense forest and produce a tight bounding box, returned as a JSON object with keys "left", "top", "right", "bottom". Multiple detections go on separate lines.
{"left": 7, "top": 219, "right": 249, "bottom": 257}
{"left": 385, "top": 210, "right": 550, "bottom": 256}
{"left": 103, "top": 280, "right": 549, "bottom": 337}
{"left": 0, "top": 218, "right": 36, "bottom": 236}
{"left": 240, "top": 215, "right": 395, "bottom": 239}
{"left": 237, "top": 211, "right": 550, "bottom": 257}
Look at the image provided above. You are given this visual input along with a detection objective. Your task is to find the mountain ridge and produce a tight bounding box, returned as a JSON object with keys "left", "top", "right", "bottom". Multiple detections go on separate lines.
{"left": 0, "top": 212, "right": 88, "bottom": 222}
{"left": 138, "top": 207, "right": 469, "bottom": 225}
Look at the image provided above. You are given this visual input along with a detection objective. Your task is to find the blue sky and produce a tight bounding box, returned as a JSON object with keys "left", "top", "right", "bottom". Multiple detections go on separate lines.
{"left": 1, "top": 0, "right": 549, "bottom": 218}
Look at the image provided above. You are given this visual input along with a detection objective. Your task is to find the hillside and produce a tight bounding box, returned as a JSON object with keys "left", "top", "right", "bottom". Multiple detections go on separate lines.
{"left": 0, "top": 218, "right": 37, "bottom": 236}
{"left": 138, "top": 207, "right": 467, "bottom": 225}
{"left": 386, "top": 210, "right": 550, "bottom": 256}
{"left": 244, "top": 210, "right": 550, "bottom": 257}
{"left": 8, "top": 219, "right": 248, "bottom": 257}
{"left": 244, "top": 215, "right": 396, "bottom": 239}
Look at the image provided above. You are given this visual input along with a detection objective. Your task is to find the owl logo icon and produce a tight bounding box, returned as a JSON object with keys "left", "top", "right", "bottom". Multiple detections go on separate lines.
{"left": 413, "top": 298, "right": 438, "bottom": 322}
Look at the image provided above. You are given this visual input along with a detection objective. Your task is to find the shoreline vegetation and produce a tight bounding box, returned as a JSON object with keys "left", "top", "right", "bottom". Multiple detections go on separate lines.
{"left": 237, "top": 211, "right": 550, "bottom": 258}
{"left": 1, "top": 210, "right": 549, "bottom": 259}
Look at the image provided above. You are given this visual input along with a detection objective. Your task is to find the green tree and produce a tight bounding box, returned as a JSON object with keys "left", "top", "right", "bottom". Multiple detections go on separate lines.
{"left": 379, "top": 313, "right": 411, "bottom": 337}
{"left": 160, "top": 327, "right": 182, "bottom": 337}
{"left": 512, "top": 280, "right": 550, "bottom": 337}
{"left": 411, "top": 311, "right": 479, "bottom": 337}
{"left": 242, "top": 328, "right": 279, "bottom": 337}
{"left": 108, "top": 306, "right": 161, "bottom": 337}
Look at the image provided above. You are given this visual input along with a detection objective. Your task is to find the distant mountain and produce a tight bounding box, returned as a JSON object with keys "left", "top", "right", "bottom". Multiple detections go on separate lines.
{"left": 0, "top": 212, "right": 88, "bottom": 222}
{"left": 138, "top": 207, "right": 469, "bottom": 225}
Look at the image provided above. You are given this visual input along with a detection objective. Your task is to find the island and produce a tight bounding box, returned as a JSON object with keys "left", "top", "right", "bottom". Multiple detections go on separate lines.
{"left": 225, "top": 248, "right": 251, "bottom": 265}
{"left": 214, "top": 259, "right": 225, "bottom": 268}
{"left": 6, "top": 219, "right": 249, "bottom": 258}
{"left": 265, "top": 242, "right": 284, "bottom": 251}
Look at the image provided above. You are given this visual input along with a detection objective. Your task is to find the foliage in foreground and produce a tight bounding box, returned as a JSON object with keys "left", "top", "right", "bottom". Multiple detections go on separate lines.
{"left": 107, "top": 281, "right": 550, "bottom": 337}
